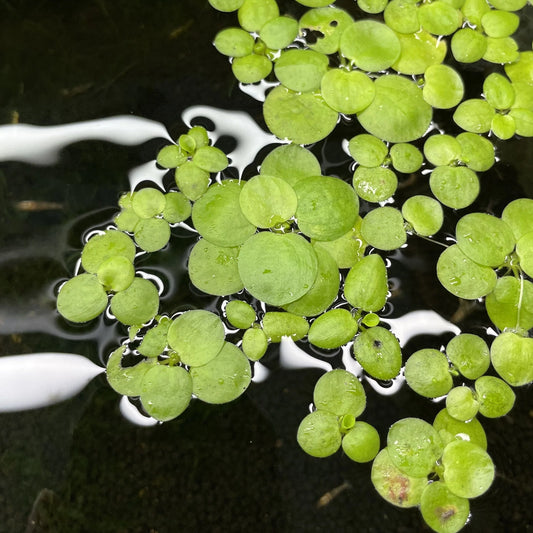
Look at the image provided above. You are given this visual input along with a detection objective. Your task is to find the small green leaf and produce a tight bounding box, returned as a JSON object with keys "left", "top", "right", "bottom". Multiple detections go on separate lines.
{"left": 437, "top": 244, "right": 497, "bottom": 299}
{"left": 297, "top": 410, "right": 342, "bottom": 458}
{"left": 57, "top": 273, "right": 108, "bottom": 323}
{"left": 110, "top": 277, "right": 160, "bottom": 326}
{"left": 225, "top": 300, "right": 256, "bottom": 329}
{"left": 344, "top": 254, "right": 388, "bottom": 312}
{"left": 262, "top": 311, "right": 309, "bottom": 342}
{"left": 308, "top": 309, "right": 358, "bottom": 349}
{"left": 360, "top": 207, "right": 407, "bottom": 251}
{"left": 140, "top": 365, "right": 192, "bottom": 421}
{"left": 404, "top": 349, "right": 453, "bottom": 398}
{"left": 190, "top": 342, "right": 251, "bottom": 404}
{"left": 352, "top": 326, "right": 402, "bottom": 380}
{"left": 167, "top": 310, "right": 225, "bottom": 367}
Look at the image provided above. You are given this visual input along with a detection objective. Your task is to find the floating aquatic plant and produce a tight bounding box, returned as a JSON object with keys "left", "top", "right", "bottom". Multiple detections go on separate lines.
{"left": 55, "top": 0, "right": 533, "bottom": 531}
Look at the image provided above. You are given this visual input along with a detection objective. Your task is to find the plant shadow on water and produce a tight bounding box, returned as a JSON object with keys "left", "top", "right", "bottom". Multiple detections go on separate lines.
{"left": 0, "top": 0, "right": 532, "bottom": 532}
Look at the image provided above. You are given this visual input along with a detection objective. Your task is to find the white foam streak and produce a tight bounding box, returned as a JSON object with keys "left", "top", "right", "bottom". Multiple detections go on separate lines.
{"left": 0, "top": 353, "right": 104, "bottom": 412}
{"left": 0, "top": 116, "right": 172, "bottom": 165}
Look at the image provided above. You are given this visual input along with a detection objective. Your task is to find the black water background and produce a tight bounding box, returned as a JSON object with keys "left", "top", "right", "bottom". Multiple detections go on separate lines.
{"left": 0, "top": 1, "right": 532, "bottom": 532}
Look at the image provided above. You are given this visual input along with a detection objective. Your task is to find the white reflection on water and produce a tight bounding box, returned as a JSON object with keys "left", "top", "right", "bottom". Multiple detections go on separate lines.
{"left": 279, "top": 337, "right": 332, "bottom": 372}
{"left": 119, "top": 395, "right": 158, "bottom": 427}
{"left": 0, "top": 353, "right": 103, "bottom": 412}
{"left": 382, "top": 310, "right": 461, "bottom": 346}
{"left": 182, "top": 105, "right": 280, "bottom": 176}
{"left": 0, "top": 115, "right": 172, "bottom": 165}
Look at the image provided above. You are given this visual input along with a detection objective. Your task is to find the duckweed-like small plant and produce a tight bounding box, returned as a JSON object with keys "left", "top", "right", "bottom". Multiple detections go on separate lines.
{"left": 56, "top": 0, "right": 533, "bottom": 531}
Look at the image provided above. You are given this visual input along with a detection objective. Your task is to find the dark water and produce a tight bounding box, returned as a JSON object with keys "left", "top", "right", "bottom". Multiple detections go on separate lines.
{"left": 0, "top": 1, "right": 532, "bottom": 532}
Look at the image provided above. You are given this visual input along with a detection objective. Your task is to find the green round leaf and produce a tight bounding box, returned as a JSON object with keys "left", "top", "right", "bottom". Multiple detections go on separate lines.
{"left": 344, "top": 254, "right": 388, "bottom": 312}
{"left": 486, "top": 275, "right": 533, "bottom": 331}
{"left": 241, "top": 327, "right": 268, "bottom": 361}
{"left": 352, "top": 326, "right": 402, "bottom": 380}
{"left": 190, "top": 342, "right": 251, "bottom": 404}
{"left": 192, "top": 180, "right": 256, "bottom": 247}
{"left": 371, "top": 448, "right": 428, "bottom": 508}
{"left": 308, "top": 309, "right": 358, "bottom": 349}
{"left": 509, "top": 108, "right": 533, "bottom": 136}
{"left": 429, "top": 166, "right": 479, "bottom": 209}
{"left": 392, "top": 30, "right": 447, "bottom": 75}
{"left": 263, "top": 85, "right": 339, "bottom": 144}
{"left": 453, "top": 98, "right": 495, "bottom": 133}
{"left": 441, "top": 440, "right": 495, "bottom": 499}
{"left": 297, "top": 410, "right": 342, "bottom": 458}
{"left": 491, "top": 113, "right": 516, "bottom": 139}
{"left": 387, "top": 418, "right": 444, "bottom": 477}
{"left": 445, "top": 386, "right": 480, "bottom": 422}
{"left": 232, "top": 53, "right": 274, "bottom": 84}
{"left": 402, "top": 195, "right": 444, "bottom": 237}
{"left": 259, "top": 16, "right": 299, "bottom": 50}
{"left": 225, "top": 300, "right": 256, "bottom": 329}
{"left": 455, "top": 212, "right": 515, "bottom": 267}
{"left": 134, "top": 218, "right": 171, "bottom": 253}
{"left": 490, "top": 331, "right": 533, "bottom": 387}
{"left": 262, "top": 311, "right": 309, "bottom": 342}
{"left": 451, "top": 27, "right": 487, "bottom": 63}
{"left": 342, "top": 421, "right": 380, "bottom": 463}
{"left": 114, "top": 208, "right": 140, "bottom": 233}
{"left": 501, "top": 198, "right": 533, "bottom": 241}
{"left": 313, "top": 369, "right": 366, "bottom": 417}
{"left": 140, "top": 365, "right": 192, "bottom": 421}
{"left": 162, "top": 191, "right": 191, "bottom": 224}
{"left": 340, "top": 20, "right": 401, "bottom": 72}
{"left": 433, "top": 408, "right": 487, "bottom": 449}
{"left": 156, "top": 144, "right": 187, "bottom": 168}
{"left": 208, "top": 0, "right": 245, "bottom": 12}
{"left": 358, "top": 0, "right": 389, "bottom": 13}
{"left": 348, "top": 134, "right": 388, "bottom": 167}
{"left": 274, "top": 49, "right": 329, "bottom": 93}
{"left": 138, "top": 318, "right": 171, "bottom": 357}
{"left": 238, "top": 231, "right": 318, "bottom": 306}
{"left": 320, "top": 69, "right": 376, "bottom": 115}
{"left": 167, "top": 310, "right": 225, "bottom": 367}
{"left": 260, "top": 144, "right": 321, "bottom": 188}
{"left": 515, "top": 231, "right": 533, "bottom": 277}
{"left": 389, "top": 143, "right": 423, "bottom": 173}
{"left": 360, "top": 207, "right": 407, "bottom": 251}
{"left": 436, "top": 244, "right": 497, "bottom": 299}
{"left": 483, "top": 72, "right": 515, "bottom": 109}
{"left": 404, "top": 349, "right": 453, "bottom": 398}
{"left": 283, "top": 245, "right": 340, "bottom": 317}
{"left": 175, "top": 161, "right": 210, "bottom": 202}
{"left": 352, "top": 166, "right": 398, "bottom": 203}
{"left": 358, "top": 75, "right": 432, "bottom": 143}
{"left": 239, "top": 174, "right": 297, "bottom": 228}
{"left": 298, "top": 7, "right": 354, "bottom": 55}
{"left": 132, "top": 188, "right": 165, "bottom": 219}
{"left": 238, "top": 0, "right": 279, "bottom": 32}
{"left": 424, "top": 134, "right": 462, "bottom": 166}
{"left": 106, "top": 346, "right": 155, "bottom": 396}
{"left": 384, "top": 0, "right": 420, "bottom": 34}
{"left": 188, "top": 239, "right": 244, "bottom": 296}
{"left": 483, "top": 36, "right": 519, "bottom": 64}
{"left": 294, "top": 176, "right": 359, "bottom": 241}
{"left": 110, "top": 277, "right": 159, "bottom": 326}
{"left": 96, "top": 256, "right": 135, "bottom": 292}
{"left": 475, "top": 375, "right": 515, "bottom": 418}
{"left": 417, "top": 1, "right": 462, "bottom": 36}
{"left": 423, "top": 64, "right": 464, "bottom": 109}
{"left": 446, "top": 334, "right": 490, "bottom": 380}
{"left": 214, "top": 27, "right": 255, "bottom": 57}
{"left": 81, "top": 230, "right": 136, "bottom": 274}
{"left": 420, "top": 481, "right": 470, "bottom": 533}
{"left": 312, "top": 220, "right": 367, "bottom": 269}
{"left": 192, "top": 145, "right": 228, "bottom": 173}
{"left": 57, "top": 273, "right": 108, "bottom": 323}
{"left": 487, "top": 0, "right": 527, "bottom": 12}
{"left": 456, "top": 132, "right": 495, "bottom": 172}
